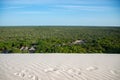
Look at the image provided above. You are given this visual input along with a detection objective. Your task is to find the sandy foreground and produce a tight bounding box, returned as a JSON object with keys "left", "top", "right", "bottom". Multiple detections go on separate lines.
{"left": 0, "top": 54, "right": 120, "bottom": 80}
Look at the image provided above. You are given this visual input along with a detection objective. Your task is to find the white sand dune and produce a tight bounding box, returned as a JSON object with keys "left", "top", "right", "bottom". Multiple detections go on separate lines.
{"left": 0, "top": 54, "right": 120, "bottom": 80}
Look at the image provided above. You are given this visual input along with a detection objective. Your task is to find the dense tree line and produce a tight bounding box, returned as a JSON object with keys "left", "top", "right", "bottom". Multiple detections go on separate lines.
{"left": 0, "top": 26, "right": 120, "bottom": 53}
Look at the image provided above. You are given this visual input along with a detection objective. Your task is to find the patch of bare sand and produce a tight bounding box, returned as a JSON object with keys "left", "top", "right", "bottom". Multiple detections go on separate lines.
{"left": 0, "top": 54, "right": 120, "bottom": 80}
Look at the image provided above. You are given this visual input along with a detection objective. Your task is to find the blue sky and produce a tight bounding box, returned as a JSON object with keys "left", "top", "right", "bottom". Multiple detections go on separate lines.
{"left": 0, "top": 0, "right": 120, "bottom": 26}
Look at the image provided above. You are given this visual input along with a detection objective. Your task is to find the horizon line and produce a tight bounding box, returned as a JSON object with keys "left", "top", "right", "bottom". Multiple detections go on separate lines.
{"left": 0, "top": 25, "right": 120, "bottom": 27}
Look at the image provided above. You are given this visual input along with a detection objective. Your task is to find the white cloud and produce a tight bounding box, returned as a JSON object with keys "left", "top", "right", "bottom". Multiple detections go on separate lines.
{"left": 15, "top": 11, "right": 52, "bottom": 14}
{"left": 3, "top": 0, "right": 108, "bottom": 5}
{"left": 4, "top": 0, "right": 57, "bottom": 4}
{"left": 2, "top": 0, "right": 116, "bottom": 12}
{"left": 55, "top": 5, "right": 114, "bottom": 11}
{"left": 0, "top": 6, "right": 25, "bottom": 9}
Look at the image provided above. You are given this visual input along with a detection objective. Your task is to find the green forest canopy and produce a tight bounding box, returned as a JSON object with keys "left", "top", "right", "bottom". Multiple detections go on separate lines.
{"left": 0, "top": 26, "right": 120, "bottom": 53}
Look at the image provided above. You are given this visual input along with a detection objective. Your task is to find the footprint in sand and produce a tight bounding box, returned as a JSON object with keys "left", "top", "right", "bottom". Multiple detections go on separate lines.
{"left": 21, "top": 70, "right": 28, "bottom": 73}
{"left": 28, "top": 75, "right": 38, "bottom": 80}
{"left": 14, "top": 70, "right": 41, "bottom": 80}
{"left": 86, "top": 66, "right": 98, "bottom": 71}
{"left": 14, "top": 72, "right": 25, "bottom": 77}
{"left": 14, "top": 70, "right": 27, "bottom": 78}
{"left": 110, "top": 70, "right": 119, "bottom": 76}
{"left": 44, "top": 67, "right": 58, "bottom": 72}
{"left": 67, "top": 69, "right": 76, "bottom": 74}
{"left": 67, "top": 68, "right": 81, "bottom": 75}
{"left": 28, "top": 74, "right": 42, "bottom": 80}
{"left": 14, "top": 72, "right": 19, "bottom": 76}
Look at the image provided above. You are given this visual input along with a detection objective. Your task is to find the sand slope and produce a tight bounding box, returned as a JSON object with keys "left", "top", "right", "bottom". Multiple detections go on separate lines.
{"left": 0, "top": 54, "right": 120, "bottom": 80}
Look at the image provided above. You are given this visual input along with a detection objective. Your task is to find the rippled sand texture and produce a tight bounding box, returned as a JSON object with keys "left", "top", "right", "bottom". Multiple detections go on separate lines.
{"left": 0, "top": 54, "right": 120, "bottom": 80}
